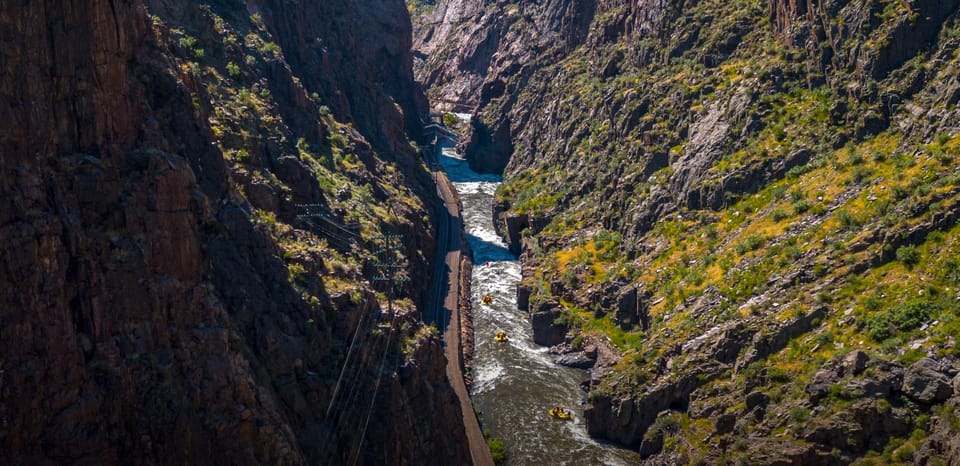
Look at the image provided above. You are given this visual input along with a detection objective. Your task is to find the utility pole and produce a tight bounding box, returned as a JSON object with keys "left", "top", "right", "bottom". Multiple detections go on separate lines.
{"left": 370, "top": 233, "right": 405, "bottom": 314}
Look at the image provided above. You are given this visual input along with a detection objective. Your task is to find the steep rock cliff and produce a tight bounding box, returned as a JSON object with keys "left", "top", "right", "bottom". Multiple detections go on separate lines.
{"left": 415, "top": 0, "right": 960, "bottom": 463}
{"left": 0, "top": 1, "right": 469, "bottom": 464}
{"left": 412, "top": 0, "right": 596, "bottom": 172}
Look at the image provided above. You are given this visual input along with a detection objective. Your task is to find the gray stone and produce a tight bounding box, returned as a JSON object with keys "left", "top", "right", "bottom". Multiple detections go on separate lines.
{"left": 555, "top": 352, "right": 595, "bottom": 369}
{"left": 714, "top": 413, "right": 736, "bottom": 435}
{"left": 806, "top": 368, "right": 841, "bottom": 402}
{"left": 638, "top": 428, "right": 663, "bottom": 458}
{"left": 529, "top": 299, "right": 567, "bottom": 346}
{"left": 841, "top": 350, "right": 869, "bottom": 376}
{"left": 903, "top": 358, "right": 953, "bottom": 404}
{"left": 745, "top": 391, "right": 769, "bottom": 411}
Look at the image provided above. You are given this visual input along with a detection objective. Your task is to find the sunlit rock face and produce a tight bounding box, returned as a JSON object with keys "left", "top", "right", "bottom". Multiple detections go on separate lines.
{"left": 412, "top": 0, "right": 960, "bottom": 463}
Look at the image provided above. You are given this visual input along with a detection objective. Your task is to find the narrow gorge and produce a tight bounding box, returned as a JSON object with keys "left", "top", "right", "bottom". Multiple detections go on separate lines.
{"left": 412, "top": 0, "right": 960, "bottom": 464}
{"left": 3, "top": 0, "right": 960, "bottom": 465}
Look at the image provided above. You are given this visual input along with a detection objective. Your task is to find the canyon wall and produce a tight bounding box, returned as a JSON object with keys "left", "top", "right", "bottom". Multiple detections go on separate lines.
{"left": 0, "top": 0, "right": 469, "bottom": 464}
{"left": 413, "top": 0, "right": 960, "bottom": 463}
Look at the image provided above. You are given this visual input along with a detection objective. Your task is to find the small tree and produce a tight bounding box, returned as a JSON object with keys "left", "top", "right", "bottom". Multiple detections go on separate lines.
{"left": 442, "top": 112, "right": 458, "bottom": 127}
{"left": 487, "top": 438, "right": 507, "bottom": 465}
{"left": 896, "top": 244, "right": 920, "bottom": 269}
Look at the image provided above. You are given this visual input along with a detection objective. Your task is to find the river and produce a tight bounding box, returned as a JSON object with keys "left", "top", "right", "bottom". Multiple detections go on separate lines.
{"left": 439, "top": 144, "right": 639, "bottom": 466}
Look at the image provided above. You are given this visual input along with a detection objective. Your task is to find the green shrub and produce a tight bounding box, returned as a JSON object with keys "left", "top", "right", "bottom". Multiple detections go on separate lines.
{"left": 894, "top": 445, "right": 915, "bottom": 462}
{"left": 741, "top": 360, "right": 765, "bottom": 382}
{"left": 896, "top": 245, "right": 920, "bottom": 269}
{"left": 178, "top": 36, "right": 204, "bottom": 59}
{"left": 789, "top": 406, "right": 809, "bottom": 423}
{"left": 891, "top": 184, "right": 910, "bottom": 200}
{"left": 867, "top": 298, "right": 940, "bottom": 341}
{"left": 487, "top": 438, "right": 507, "bottom": 465}
{"left": 900, "top": 348, "right": 926, "bottom": 366}
{"left": 851, "top": 165, "right": 872, "bottom": 184}
{"left": 836, "top": 210, "right": 860, "bottom": 230}
{"left": 944, "top": 258, "right": 960, "bottom": 285}
{"left": 735, "top": 235, "right": 765, "bottom": 254}
{"left": 876, "top": 398, "right": 891, "bottom": 414}
{"left": 654, "top": 415, "right": 680, "bottom": 433}
{"left": 554, "top": 306, "right": 581, "bottom": 327}
{"left": 766, "top": 367, "right": 791, "bottom": 383}
{"left": 288, "top": 263, "right": 308, "bottom": 286}
{"left": 935, "top": 403, "right": 960, "bottom": 433}
{"left": 571, "top": 334, "right": 584, "bottom": 349}
{"left": 235, "top": 148, "right": 251, "bottom": 164}
{"left": 442, "top": 112, "right": 458, "bottom": 127}
{"left": 259, "top": 41, "right": 280, "bottom": 56}
{"left": 226, "top": 61, "right": 241, "bottom": 78}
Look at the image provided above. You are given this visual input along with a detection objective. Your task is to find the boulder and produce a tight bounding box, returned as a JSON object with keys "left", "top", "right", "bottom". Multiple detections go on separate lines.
{"left": 555, "top": 352, "right": 595, "bottom": 369}
{"left": 804, "top": 419, "right": 866, "bottom": 452}
{"left": 745, "top": 391, "right": 769, "bottom": 411}
{"left": 903, "top": 358, "right": 953, "bottom": 404}
{"left": 503, "top": 212, "right": 528, "bottom": 255}
{"left": 529, "top": 299, "right": 567, "bottom": 346}
{"left": 613, "top": 286, "right": 652, "bottom": 330}
{"left": 840, "top": 350, "right": 869, "bottom": 376}
{"left": 638, "top": 427, "right": 664, "bottom": 458}
{"left": 714, "top": 412, "right": 736, "bottom": 435}
{"left": 516, "top": 283, "right": 532, "bottom": 311}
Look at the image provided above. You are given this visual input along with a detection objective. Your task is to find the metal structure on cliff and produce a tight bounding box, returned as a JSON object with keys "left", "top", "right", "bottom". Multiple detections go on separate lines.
{"left": 295, "top": 203, "right": 362, "bottom": 250}
{"left": 299, "top": 203, "right": 412, "bottom": 465}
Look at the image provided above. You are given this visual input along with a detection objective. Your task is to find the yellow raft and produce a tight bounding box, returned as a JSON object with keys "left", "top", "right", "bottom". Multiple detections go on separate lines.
{"left": 482, "top": 294, "right": 493, "bottom": 305}
{"left": 494, "top": 331, "right": 508, "bottom": 342}
{"left": 549, "top": 407, "right": 572, "bottom": 420}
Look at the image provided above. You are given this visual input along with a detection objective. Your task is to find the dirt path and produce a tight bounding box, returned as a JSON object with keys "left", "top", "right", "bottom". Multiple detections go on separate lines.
{"left": 433, "top": 156, "right": 495, "bottom": 466}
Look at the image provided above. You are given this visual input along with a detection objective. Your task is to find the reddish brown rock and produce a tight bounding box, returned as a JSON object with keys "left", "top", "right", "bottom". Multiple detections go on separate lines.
{"left": 0, "top": 0, "right": 468, "bottom": 464}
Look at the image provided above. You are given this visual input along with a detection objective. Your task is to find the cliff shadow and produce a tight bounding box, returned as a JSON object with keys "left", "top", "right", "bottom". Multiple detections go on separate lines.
{"left": 464, "top": 231, "right": 514, "bottom": 263}
{"left": 438, "top": 149, "right": 503, "bottom": 183}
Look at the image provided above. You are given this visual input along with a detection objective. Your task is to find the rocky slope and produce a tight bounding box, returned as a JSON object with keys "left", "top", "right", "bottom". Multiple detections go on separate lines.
{"left": 413, "top": 0, "right": 960, "bottom": 464}
{"left": 0, "top": 1, "right": 469, "bottom": 464}
{"left": 411, "top": 0, "right": 596, "bottom": 172}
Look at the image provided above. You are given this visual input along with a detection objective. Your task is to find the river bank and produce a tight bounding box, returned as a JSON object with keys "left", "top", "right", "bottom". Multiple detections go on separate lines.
{"left": 439, "top": 143, "right": 639, "bottom": 465}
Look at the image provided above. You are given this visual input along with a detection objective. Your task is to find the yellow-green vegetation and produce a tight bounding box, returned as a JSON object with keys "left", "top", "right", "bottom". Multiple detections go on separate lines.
{"left": 483, "top": 0, "right": 960, "bottom": 461}
{"left": 403, "top": 323, "right": 439, "bottom": 357}
{"left": 148, "top": 1, "right": 431, "bottom": 344}
{"left": 487, "top": 437, "right": 507, "bottom": 465}
{"left": 495, "top": 168, "right": 563, "bottom": 216}
{"left": 406, "top": 0, "right": 435, "bottom": 15}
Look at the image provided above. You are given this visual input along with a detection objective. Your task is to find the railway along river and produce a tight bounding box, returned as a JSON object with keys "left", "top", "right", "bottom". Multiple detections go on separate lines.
{"left": 439, "top": 143, "right": 639, "bottom": 465}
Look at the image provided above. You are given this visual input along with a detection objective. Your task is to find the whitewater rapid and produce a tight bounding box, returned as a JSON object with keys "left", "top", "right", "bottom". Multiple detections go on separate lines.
{"left": 439, "top": 145, "right": 639, "bottom": 465}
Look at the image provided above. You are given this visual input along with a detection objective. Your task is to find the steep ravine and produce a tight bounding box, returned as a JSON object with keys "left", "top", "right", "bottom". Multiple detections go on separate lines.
{"left": 441, "top": 141, "right": 639, "bottom": 465}
{"left": 414, "top": 0, "right": 960, "bottom": 464}
{"left": 0, "top": 1, "right": 468, "bottom": 464}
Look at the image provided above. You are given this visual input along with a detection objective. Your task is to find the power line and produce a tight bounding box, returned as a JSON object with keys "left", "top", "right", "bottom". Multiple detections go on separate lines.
{"left": 352, "top": 313, "right": 397, "bottom": 466}
{"left": 325, "top": 298, "right": 372, "bottom": 417}
{"left": 295, "top": 203, "right": 362, "bottom": 250}
{"left": 348, "top": 233, "right": 406, "bottom": 464}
